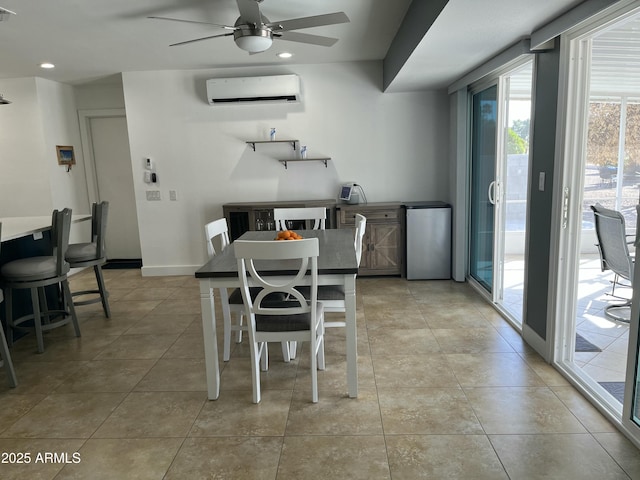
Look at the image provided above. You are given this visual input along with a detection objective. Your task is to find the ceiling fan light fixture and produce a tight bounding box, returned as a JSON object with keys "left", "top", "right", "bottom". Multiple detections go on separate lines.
{"left": 234, "top": 26, "right": 273, "bottom": 53}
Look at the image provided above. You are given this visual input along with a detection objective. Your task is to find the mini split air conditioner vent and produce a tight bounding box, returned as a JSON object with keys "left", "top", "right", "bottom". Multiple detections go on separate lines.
{"left": 206, "top": 74, "right": 300, "bottom": 106}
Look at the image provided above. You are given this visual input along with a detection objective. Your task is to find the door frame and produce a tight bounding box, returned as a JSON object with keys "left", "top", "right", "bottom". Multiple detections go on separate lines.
{"left": 78, "top": 109, "right": 127, "bottom": 205}
{"left": 553, "top": 0, "right": 640, "bottom": 447}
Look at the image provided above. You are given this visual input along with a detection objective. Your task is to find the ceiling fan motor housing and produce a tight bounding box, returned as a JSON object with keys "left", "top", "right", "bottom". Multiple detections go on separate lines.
{"left": 233, "top": 16, "right": 274, "bottom": 53}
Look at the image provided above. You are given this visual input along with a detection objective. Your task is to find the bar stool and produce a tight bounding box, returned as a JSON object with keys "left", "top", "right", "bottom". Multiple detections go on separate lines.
{"left": 0, "top": 222, "right": 18, "bottom": 387}
{"left": 0, "top": 290, "right": 17, "bottom": 387}
{"left": 1, "top": 208, "right": 80, "bottom": 353}
{"left": 65, "top": 201, "right": 110, "bottom": 317}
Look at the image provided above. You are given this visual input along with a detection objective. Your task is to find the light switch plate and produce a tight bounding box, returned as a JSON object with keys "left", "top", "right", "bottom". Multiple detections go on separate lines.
{"left": 146, "top": 190, "right": 161, "bottom": 201}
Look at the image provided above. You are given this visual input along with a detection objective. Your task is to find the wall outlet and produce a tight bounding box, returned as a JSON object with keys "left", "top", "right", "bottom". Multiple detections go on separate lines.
{"left": 169, "top": 190, "right": 177, "bottom": 201}
{"left": 146, "top": 190, "right": 161, "bottom": 201}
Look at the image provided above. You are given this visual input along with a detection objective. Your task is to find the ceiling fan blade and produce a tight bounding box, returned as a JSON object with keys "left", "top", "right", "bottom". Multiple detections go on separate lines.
{"left": 275, "top": 31, "right": 339, "bottom": 47}
{"left": 170, "top": 32, "right": 234, "bottom": 47}
{"left": 148, "top": 16, "right": 235, "bottom": 30}
{"left": 236, "top": 0, "right": 262, "bottom": 25}
{"left": 267, "top": 12, "right": 349, "bottom": 32}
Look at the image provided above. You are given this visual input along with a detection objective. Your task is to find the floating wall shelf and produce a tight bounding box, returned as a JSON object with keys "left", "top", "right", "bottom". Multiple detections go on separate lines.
{"left": 246, "top": 140, "right": 298, "bottom": 151}
{"left": 278, "top": 158, "right": 331, "bottom": 169}
{"left": 246, "top": 138, "right": 330, "bottom": 170}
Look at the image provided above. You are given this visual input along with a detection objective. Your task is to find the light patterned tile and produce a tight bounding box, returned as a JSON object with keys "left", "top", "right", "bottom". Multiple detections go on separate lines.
{"left": 378, "top": 387, "right": 483, "bottom": 435}
{"left": 490, "top": 434, "right": 630, "bottom": 480}
{"left": 56, "top": 438, "right": 182, "bottom": 480}
{"left": 165, "top": 437, "right": 282, "bottom": 480}
{"left": 464, "top": 387, "right": 587, "bottom": 434}
{"left": 0, "top": 393, "right": 125, "bottom": 438}
{"left": 387, "top": 434, "right": 508, "bottom": 479}
{"left": 278, "top": 435, "right": 390, "bottom": 480}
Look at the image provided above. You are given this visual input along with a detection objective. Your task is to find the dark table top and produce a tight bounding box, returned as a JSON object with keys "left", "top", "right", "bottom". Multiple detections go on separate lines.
{"left": 195, "top": 229, "right": 358, "bottom": 278}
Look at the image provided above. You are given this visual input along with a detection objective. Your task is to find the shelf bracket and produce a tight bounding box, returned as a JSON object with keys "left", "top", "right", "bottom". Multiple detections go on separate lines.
{"left": 248, "top": 142, "right": 256, "bottom": 152}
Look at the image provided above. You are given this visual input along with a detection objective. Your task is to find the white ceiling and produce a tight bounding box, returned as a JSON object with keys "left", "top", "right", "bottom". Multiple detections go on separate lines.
{"left": 0, "top": 0, "right": 588, "bottom": 90}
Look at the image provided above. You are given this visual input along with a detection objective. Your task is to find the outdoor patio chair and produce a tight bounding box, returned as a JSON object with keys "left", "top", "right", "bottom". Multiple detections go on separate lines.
{"left": 591, "top": 203, "right": 635, "bottom": 323}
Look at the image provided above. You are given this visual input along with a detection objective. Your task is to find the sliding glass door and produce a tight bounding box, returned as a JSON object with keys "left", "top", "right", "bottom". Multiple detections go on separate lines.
{"left": 556, "top": 2, "right": 640, "bottom": 444}
{"left": 469, "top": 62, "right": 532, "bottom": 326}
{"left": 470, "top": 85, "right": 498, "bottom": 293}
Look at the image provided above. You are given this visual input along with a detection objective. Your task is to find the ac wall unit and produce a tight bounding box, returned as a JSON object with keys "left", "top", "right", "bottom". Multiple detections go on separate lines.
{"left": 206, "top": 74, "right": 300, "bottom": 105}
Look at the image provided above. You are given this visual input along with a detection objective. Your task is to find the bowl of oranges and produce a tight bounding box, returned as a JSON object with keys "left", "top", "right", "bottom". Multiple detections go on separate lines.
{"left": 275, "top": 230, "right": 303, "bottom": 241}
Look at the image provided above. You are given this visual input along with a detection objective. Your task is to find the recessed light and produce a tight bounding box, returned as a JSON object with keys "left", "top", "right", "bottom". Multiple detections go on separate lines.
{"left": 40, "top": 63, "right": 55, "bottom": 69}
{"left": 276, "top": 52, "right": 293, "bottom": 59}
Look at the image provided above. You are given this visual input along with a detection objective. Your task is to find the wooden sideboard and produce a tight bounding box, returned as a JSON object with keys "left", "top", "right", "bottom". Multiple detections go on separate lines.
{"left": 222, "top": 200, "right": 407, "bottom": 277}
{"left": 336, "top": 203, "right": 405, "bottom": 277}
{"left": 222, "top": 200, "right": 337, "bottom": 240}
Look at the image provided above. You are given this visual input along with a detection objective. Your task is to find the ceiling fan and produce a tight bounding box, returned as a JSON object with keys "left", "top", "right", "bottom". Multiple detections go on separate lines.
{"left": 149, "top": 0, "right": 350, "bottom": 54}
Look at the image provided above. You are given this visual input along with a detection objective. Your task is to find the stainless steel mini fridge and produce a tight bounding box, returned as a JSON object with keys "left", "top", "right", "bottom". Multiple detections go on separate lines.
{"left": 405, "top": 202, "right": 451, "bottom": 280}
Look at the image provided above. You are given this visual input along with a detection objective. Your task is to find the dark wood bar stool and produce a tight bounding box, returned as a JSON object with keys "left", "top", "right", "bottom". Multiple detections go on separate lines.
{"left": 66, "top": 201, "right": 110, "bottom": 318}
{"left": 1, "top": 209, "right": 80, "bottom": 353}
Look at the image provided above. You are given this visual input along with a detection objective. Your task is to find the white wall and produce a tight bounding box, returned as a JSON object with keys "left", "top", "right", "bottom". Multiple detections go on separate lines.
{"left": 37, "top": 78, "right": 90, "bottom": 214}
{"left": 0, "top": 78, "right": 52, "bottom": 217}
{"left": 122, "top": 61, "right": 450, "bottom": 274}
{"left": 0, "top": 77, "right": 91, "bottom": 242}
{"left": 75, "top": 75, "right": 126, "bottom": 110}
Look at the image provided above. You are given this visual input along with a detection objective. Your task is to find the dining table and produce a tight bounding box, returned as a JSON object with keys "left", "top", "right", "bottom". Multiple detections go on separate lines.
{"left": 195, "top": 228, "right": 359, "bottom": 400}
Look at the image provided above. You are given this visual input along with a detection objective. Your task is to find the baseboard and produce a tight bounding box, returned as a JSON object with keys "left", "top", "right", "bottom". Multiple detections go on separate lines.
{"left": 104, "top": 258, "right": 143, "bottom": 269}
{"left": 141, "top": 265, "right": 199, "bottom": 276}
{"left": 522, "top": 323, "right": 550, "bottom": 362}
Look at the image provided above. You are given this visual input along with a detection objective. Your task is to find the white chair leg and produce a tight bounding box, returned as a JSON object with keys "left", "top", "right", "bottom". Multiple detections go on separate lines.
{"left": 317, "top": 338, "right": 325, "bottom": 371}
{"left": 251, "top": 341, "right": 262, "bottom": 404}
{"left": 310, "top": 340, "right": 318, "bottom": 403}
{"left": 289, "top": 341, "right": 298, "bottom": 359}
{"left": 281, "top": 341, "right": 291, "bottom": 362}
{"left": 236, "top": 313, "right": 244, "bottom": 343}
{"left": 219, "top": 288, "right": 232, "bottom": 362}
{"left": 261, "top": 342, "right": 269, "bottom": 371}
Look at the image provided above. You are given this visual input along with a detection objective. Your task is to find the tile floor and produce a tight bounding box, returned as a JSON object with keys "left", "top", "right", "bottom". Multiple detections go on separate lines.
{"left": 0, "top": 269, "right": 639, "bottom": 479}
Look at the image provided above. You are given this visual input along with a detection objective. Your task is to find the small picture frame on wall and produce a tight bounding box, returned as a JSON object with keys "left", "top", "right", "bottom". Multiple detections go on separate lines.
{"left": 56, "top": 145, "right": 75, "bottom": 171}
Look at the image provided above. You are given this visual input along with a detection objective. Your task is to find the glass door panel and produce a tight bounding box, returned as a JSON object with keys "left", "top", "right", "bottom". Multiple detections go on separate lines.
{"left": 470, "top": 85, "right": 498, "bottom": 292}
{"left": 498, "top": 63, "right": 533, "bottom": 325}
{"left": 557, "top": 4, "right": 640, "bottom": 444}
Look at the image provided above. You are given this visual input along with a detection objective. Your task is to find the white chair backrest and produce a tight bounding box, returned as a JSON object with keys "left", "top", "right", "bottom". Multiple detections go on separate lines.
{"left": 273, "top": 207, "right": 326, "bottom": 231}
{"left": 205, "top": 218, "right": 231, "bottom": 259}
{"left": 234, "top": 238, "right": 319, "bottom": 317}
{"left": 354, "top": 214, "right": 367, "bottom": 266}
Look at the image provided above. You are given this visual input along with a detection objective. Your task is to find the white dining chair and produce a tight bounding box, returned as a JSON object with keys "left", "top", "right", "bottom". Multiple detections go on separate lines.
{"left": 273, "top": 207, "right": 326, "bottom": 231}
{"left": 205, "top": 218, "right": 290, "bottom": 362}
{"left": 299, "top": 214, "right": 367, "bottom": 329}
{"left": 205, "top": 219, "right": 247, "bottom": 361}
{"left": 235, "top": 237, "right": 325, "bottom": 403}
{"left": 272, "top": 206, "right": 327, "bottom": 359}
